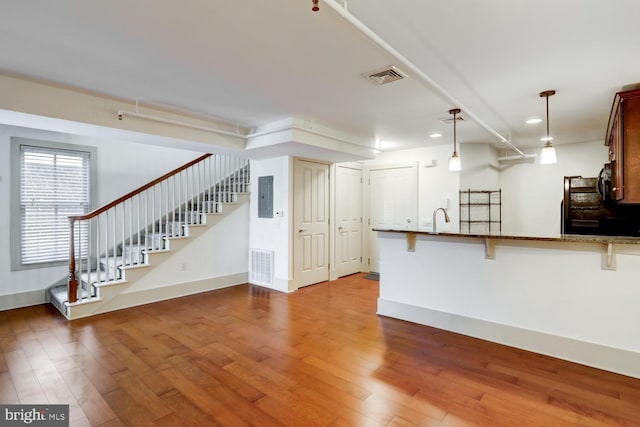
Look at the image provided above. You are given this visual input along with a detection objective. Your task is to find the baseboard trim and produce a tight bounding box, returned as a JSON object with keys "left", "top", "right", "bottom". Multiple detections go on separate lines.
{"left": 0, "top": 289, "right": 47, "bottom": 311}
{"left": 69, "top": 273, "right": 248, "bottom": 319}
{"left": 378, "top": 298, "right": 640, "bottom": 379}
{"left": 249, "top": 276, "right": 292, "bottom": 293}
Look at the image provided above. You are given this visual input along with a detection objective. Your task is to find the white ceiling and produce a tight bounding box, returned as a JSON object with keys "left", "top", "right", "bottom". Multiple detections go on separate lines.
{"left": 2, "top": 0, "right": 640, "bottom": 156}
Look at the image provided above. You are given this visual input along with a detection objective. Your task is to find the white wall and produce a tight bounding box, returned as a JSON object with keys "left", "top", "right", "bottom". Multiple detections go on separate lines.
{"left": 500, "top": 140, "right": 608, "bottom": 236}
{"left": 248, "top": 146, "right": 463, "bottom": 289}
{"left": 459, "top": 143, "right": 500, "bottom": 190}
{"left": 0, "top": 73, "right": 245, "bottom": 152}
{"left": 122, "top": 201, "right": 249, "bottom": 293}
{"left": 365, "top": 140, "right": 608, "bottom": 237}
{"left": 378, "top": 233, "right": 640, "bottom": 378}
{"left": 365, "top": 144, "right": 460, "bottom": 233}
{"left": 0, "top": 124, "right": 205, "bottom": 309}
{"left": 248, "top": 156, "right": 293, "bottom": 292}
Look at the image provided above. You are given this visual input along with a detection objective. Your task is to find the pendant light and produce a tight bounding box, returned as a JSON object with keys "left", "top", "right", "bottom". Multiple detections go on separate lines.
{"left": 448, "top": 108, "right": 462, "bottom": 171}
{"left": 539, "top": 90, "right": 557, "bottom": 164}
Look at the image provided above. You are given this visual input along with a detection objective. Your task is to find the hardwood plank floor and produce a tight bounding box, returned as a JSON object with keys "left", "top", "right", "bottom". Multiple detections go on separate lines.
{"left": 1, "top": 273, "right": 639, "bottom": 426}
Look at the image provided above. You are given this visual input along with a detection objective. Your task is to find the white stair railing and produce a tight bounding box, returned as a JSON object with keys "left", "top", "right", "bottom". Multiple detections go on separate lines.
{"left": 67, "top": 153, "right": 249, "bottom": 304}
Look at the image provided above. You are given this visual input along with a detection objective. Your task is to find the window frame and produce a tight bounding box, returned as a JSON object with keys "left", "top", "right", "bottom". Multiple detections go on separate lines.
{"left": 10, "top": 137, "right": 97, "bottom": 271}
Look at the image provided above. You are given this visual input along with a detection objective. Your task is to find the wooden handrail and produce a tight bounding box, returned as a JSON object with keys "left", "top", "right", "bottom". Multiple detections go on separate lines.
{"left": 66, "top": 153, "right": 214, "bottom": 304}
{"left": 69, "top": 153, "right": 212, "bottom": 221}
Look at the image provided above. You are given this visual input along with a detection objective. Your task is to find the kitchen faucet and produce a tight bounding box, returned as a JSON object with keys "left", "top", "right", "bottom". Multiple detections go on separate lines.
{"left": 432, "top": 207, "right": 450, "bottom": 233}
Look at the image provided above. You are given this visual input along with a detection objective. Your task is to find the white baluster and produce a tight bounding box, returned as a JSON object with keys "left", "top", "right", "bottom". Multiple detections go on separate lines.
{"left": 96, "top": 215, "right": 101, "bottom": 284}
{"left": 112, "top": 207, "right": 117, "bottom": 280}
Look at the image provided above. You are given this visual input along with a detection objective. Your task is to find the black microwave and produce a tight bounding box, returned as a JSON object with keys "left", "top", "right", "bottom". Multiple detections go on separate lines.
{"left": 597, "top": 162, "right": 613, "bottom": 201}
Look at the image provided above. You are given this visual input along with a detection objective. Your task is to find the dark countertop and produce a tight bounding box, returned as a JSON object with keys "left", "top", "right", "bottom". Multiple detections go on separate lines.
{"left": 373, "top": 229, "right": 640, "bottom": 245}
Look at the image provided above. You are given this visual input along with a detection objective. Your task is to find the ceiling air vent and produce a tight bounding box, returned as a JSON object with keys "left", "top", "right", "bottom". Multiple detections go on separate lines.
{"left": 364, "top": 66, "right": 406, "bottom": 85}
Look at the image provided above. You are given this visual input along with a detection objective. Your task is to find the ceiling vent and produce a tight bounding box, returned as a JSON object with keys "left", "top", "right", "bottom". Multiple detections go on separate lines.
{"left": 439, "top": 116, "right": 465, "bottom": 125}
{"left": 364, "top": 66, "right": 406, "bottom": 85}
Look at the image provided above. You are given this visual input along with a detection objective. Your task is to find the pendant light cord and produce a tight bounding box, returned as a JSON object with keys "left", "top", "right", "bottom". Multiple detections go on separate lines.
{"left": 546, "top": 94, "right": 550, "bottom": 144}
{"left": 539, "top": 90, "right": 556, "bottom": 147}
{"left": 449, "top": 108, "right": 461, "bottom": 155}
{"left": 453, "top": 110, "right": 458, "bottom": 155}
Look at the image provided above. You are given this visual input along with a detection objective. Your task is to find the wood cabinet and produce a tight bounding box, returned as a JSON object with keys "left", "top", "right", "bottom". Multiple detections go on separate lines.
{"left": 606, "top": 88, "right": 640, "bottom": 203}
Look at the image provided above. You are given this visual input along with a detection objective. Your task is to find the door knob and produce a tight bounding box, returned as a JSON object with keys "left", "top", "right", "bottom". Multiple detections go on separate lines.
{"left": 338, "top": 226, "right": 343, "bottom": 231}
{"left": 298, "top": 229, "right": 305, "bottom": 233}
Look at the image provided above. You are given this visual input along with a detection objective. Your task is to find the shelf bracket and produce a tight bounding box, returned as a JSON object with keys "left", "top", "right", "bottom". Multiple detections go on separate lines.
{"left": 484, "top": 238, "right": 495, "bottom": 259}
{"left": 406, "top": 232, "right": 417, "bottom": 252}
{"left": 602, "top": 242, "right": 616, "bottom": 270}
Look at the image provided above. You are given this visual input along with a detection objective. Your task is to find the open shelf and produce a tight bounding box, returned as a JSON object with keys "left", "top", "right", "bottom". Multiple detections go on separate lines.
{"left": 459, "top": 189, "right": 502, "bottom": 234}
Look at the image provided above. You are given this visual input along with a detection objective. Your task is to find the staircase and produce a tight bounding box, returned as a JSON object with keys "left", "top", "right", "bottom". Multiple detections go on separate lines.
{"left": 48, "top": 153, "right": 250, "bottom": 320}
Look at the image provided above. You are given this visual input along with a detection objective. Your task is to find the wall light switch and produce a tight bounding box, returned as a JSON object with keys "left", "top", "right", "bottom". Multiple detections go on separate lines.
{"left": 440, "top": 197, "right": 449, "bottom": 209}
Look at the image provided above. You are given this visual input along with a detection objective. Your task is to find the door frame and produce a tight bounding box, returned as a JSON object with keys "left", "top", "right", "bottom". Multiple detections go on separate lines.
{"left": 292, "top": 157, "right": 331, "bottom": 289}
{"left": 363, "top": 162, "right": 419, "bottom": 272}
{"left": 330, "top": 162, "right": 364, "bottom": 281}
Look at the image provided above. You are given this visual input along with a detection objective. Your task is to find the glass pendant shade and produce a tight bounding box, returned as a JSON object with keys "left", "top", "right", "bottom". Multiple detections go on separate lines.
{"left": 449, "top": 152, "right": 461, "bottom": 171}
{"left": 540, "top": 143, "right": 557, "bottom": 164}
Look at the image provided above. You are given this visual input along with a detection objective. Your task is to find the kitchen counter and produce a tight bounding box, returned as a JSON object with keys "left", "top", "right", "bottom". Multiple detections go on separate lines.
{"left": 373, "top": 229, "right": 640, "bottom": 245}
{"left": 374, "top": 229, "right": 640, "bottom": 379}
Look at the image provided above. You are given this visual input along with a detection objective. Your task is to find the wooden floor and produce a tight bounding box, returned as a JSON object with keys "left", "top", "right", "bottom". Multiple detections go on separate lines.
{"left": 2, "top": 274, "right": 640, "bottom": 426}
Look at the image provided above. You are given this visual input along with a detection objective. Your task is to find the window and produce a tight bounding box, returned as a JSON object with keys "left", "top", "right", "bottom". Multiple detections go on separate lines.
{"left": 11, "top": 138, "right": 96, "bottom": 270}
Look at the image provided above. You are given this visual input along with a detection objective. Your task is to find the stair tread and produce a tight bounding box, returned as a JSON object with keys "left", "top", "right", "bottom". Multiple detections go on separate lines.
{"left": 100, "top": 256, "right": 128, "bottom": 267}
{"left": 48, "top": 283, "right": 95, "bottom": 305}
{"left": 48, "top": 167, "right": 249, "bottom": 318}
{"left": 94, "top": 278, "right": 127, "bottom": 287}
{"left": 141, "top": 248, "right": 172, "bottom": 254}
{"left": 121, "top": 263, "right": 148, "bottom": 271}
{"left": 67, "top": 296, "right": 102, "bottom": 306}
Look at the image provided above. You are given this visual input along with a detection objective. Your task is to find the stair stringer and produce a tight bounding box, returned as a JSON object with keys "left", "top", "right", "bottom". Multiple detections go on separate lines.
{"left": 66, "top": 195, "right": 249, "bottom": 320}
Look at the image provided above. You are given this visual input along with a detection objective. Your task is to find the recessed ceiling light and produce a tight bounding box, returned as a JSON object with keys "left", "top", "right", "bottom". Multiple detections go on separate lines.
{"left": 380, "top": 140, "right": 396, "bottom": 150}
{"left": 526, "top": 118, "right": 542, "bottom": 124}
{"left": 540, "top": 136, "right": 553, "bottom": 142}
{"left": 430, "top": 133, "right": 442, "bottom": 138}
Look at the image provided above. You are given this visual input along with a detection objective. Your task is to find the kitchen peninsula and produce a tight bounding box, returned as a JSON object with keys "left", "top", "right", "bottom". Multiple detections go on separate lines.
{"left": 375, "top": 229, "right": 640, "bottom": 378}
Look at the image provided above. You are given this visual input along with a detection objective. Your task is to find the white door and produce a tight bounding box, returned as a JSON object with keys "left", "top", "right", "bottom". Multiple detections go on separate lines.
{"left": 335, "top": 164, "right": 363, "bottom": 278}
{"left": 294, "top": 159, "right": 330, "bottom": 287}
{"left": 368, "top": 164, "right": 418, "bottom": 272}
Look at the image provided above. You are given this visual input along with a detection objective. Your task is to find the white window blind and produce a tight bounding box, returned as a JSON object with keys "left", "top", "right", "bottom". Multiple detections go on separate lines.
{"left": 20, "top": 145, "right": 90, "bottom": 265}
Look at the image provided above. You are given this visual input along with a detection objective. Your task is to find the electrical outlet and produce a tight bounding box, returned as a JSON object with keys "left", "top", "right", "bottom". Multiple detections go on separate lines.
{"left": 180, "top": 263, "right": 187, "bottom": 271}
